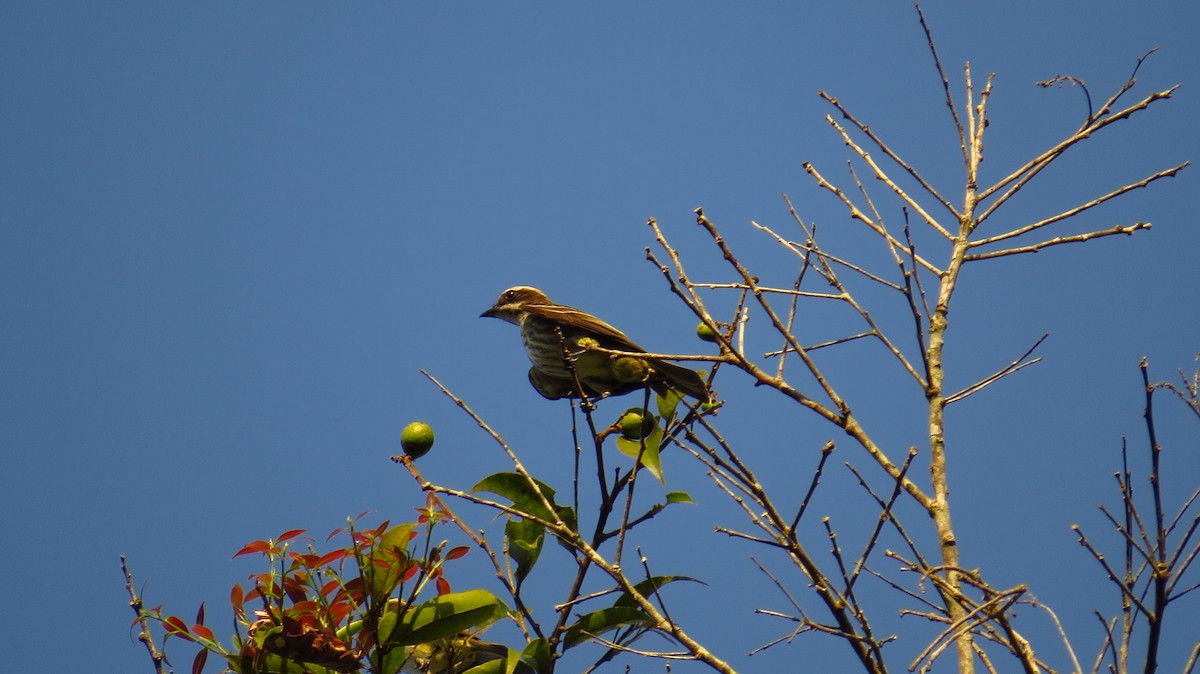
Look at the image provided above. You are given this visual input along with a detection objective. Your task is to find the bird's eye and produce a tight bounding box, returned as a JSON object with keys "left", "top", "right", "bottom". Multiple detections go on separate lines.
{"left": 505, "top": 290, "right": 516, "bottom": 301}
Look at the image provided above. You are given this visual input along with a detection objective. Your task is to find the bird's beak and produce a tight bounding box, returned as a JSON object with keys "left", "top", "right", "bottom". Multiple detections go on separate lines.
{"left": 480, "top": 306, "right": 498, "bottom": 318}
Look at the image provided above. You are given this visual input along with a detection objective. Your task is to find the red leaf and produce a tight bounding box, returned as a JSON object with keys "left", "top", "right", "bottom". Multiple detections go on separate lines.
{"left": 195, "top": 602, "right": 206, "bottom": 626}
{"left": 326, "top": 526, "right": 346, "bottom": 541}
{"left": 230, "top": 585, "right": 246, "bottom": 622}
{"left": 342, "top": 577, "right": 365, "bottom": 603}
{"left": 192, "top": 623, "right": 214, "bottom": 641}
{"left": 192, "top": 647, "right": 208, "bottom": 674}
{"left": 277, "top": 529, "right": 306, "bottom": 543}
{"left": 316, "top": 549, "right": 349, "bottom": 568}
{"left": 446, "top": 546, "right": 470, "bottom": 560}
{"left": 436, "top": 577, "right": 450, "bottom": 596}
{"left": 234, "top": 540, "right": 272, "bottom": 558}
{"left": 328, "top": 601, "right": 352, "bottom": 626}
{"left": 291, "top": 600, "right": 319, "bottom": 615}
{"left": 282, "top": 578, "right": 309, "bottom": 604}
{"left": 164, "top": 616, "right": 194, "bottom": 641}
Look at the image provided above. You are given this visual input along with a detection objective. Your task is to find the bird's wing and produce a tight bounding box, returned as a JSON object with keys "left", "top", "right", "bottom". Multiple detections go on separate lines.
{"left": 523, "top": 303, "right": 648, "bottom": 352}
{"left": 526, "top": 301, "right": 711, "bottom": 401}
{"left": 652, "top": 359, "right": 711, "bottom": 401}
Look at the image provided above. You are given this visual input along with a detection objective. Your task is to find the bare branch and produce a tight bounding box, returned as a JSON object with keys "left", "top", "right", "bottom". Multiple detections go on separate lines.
{"left": 846, "top": 447, "right": 919, "bottom": 590}
{"left": 977, "top": 84, "right": 1181, "bottom": 207}
{"left": 755, "top": 221, "right": 904, "bottom": 292}
{"left": 971, "top": 162, "right": 1189, "bottom": 248}
{"left": 945, "top": 333, "right": 1048, "bottom": 405}
{"left": 964, "top": 222, "right": 1151, "bottom": 261}
{"left": 122, "top": 556, "right": 167, "bottom": 674}
{"left": 1036, "top": 76, "right": 1094, "bottom": 122}
{"left": 822, "top": 113, "right": 955, "bottom": 240}
{"left": 803, "top": 160, "right": 944, "bottom": 275}
{"left": 901, "top": 221, "right": 932, "bottom": 384}
{"left": 915, "top": 2, "right": 968, "bottom": 166}
{"left": 764, "top": 332, "right": 874, "bottom": 358}
{"left": 789, "top": 440, "right": 835, "bottom": 533}
{"left": 1092, "top": 47, "right": 1162, "bottom": 124}
{"left": 819, "top": 89, "right": 958, "bottom": 222}
{"left": 752, "top": 220, "right": 928, "bottom": 389}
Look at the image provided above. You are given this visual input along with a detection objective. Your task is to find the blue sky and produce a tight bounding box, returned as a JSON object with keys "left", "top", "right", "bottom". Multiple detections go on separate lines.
{"left": 2, "top": 3, "right": 1198, "bottom": 672}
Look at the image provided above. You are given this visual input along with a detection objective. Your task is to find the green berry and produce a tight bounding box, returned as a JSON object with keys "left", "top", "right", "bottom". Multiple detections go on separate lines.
{"left": 401, "top": 421, "right": 436, "bottom": 458}
{"left": 619, "top": 410, "right": 656, "bottom": 440}
{"left": 696, "top": 322, "right": 719, "bottom": 343}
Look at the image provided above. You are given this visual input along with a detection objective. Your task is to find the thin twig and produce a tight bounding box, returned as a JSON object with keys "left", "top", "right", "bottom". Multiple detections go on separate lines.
{"left": 964, "top": 222, "right": 1151, "bottom": 261}
{"left": 122, "top": 556, "right": 167, "bottom": 674}
{"left": 945, "top": 333, "right": 1048, "bottom": 404}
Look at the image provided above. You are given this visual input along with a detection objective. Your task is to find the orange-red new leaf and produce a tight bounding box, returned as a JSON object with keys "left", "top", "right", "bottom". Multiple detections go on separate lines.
{"left": 277, "top": 529, "right": 306, "bottom": 542}
{"left": 164, "top": 615, "right": 193, "bottom": 640}
{"left": 234, "top": 540, "right": 272, "bottom": 558}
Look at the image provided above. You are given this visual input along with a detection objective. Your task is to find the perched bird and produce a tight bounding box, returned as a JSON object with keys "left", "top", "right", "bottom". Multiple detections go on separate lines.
{"left": 404, "top": 631, "right": 509, "bottom": 674}
{"left": 481, "top": 286, "right": 710, "bottom": 402}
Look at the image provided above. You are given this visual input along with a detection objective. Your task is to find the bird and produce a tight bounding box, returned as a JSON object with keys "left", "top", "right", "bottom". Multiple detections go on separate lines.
{"left": 480, "top": 286, "right": 710, "bottom": 402}
{"left": 404, "top": 631, "right": 510, "bottom": 674}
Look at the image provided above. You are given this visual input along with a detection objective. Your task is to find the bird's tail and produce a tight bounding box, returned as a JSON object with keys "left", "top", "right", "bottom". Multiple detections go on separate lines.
{"left": 652, "top": 359, "right": 711, "bottom": 402}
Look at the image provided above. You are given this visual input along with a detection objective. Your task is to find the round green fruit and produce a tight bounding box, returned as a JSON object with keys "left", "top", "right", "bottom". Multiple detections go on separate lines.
{"left": 696, "top": 322, "right": 719, "bottom": 343}
{"left": 619, "top": 410, "right": 657, "bottom": 440}
{"left": 401, "top": 421, "right": 436, "bottom": 458}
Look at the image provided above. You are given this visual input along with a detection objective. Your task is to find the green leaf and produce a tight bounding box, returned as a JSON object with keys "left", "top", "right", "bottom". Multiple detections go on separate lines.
{"left": 656, "top": 388, "right": 684, "bottom": 422}
{"left": 461, "top": 659, "right": 507, "bottom": 674}
{"left": 615, "top": 424, "right": 665, "bottom": 483}
{"left": 377, "top": 641, "right": 411, "bottom": 674}
{"left": 474, "top": 474, "right": 560, "bottom": 523}
{"left": 521, "top": 638, "right": 552, "bottom": 674}
{"left": 614, "top": 576, "right": 704, "bottom": 609}
{"left": 505, "top": 517, "right": 544, "bottom": 585}
{"left": 474, "top": 472, "right": 578, "bottom": 538}
{"left": 665, "top": 491, "right": 695, "bottom": 505}
{"left": 563, "top": 606, "right": 655, "bottom": 650}
{"left": 366, "top": 523, "right": 416, "bottom": 601}
{"left": 385, "top": 590, "right": 509, "bottom": 647}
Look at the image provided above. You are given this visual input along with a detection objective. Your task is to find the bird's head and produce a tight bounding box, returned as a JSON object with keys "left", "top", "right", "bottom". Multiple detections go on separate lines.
{"left": 480, "top": 286, "right": 552, "bottom": 325}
